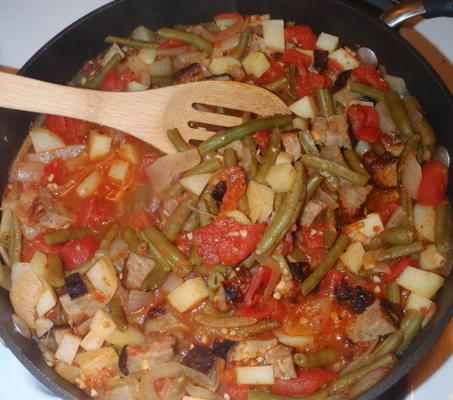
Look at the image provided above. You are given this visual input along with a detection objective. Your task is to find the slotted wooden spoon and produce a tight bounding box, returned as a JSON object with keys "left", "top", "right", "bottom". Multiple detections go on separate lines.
{"left": 0, "top": 71, "right": 290, "bottom": 154}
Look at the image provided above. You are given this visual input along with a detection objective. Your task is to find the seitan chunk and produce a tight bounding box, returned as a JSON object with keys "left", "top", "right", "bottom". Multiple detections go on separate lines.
{"left": 281, "top": 132, "right": 302, "bottom": 160}
{"left": 311, "top": 115, "right": 352, "bottom": 149}
{"left": 124, "top": 252, "right": 155, "bottom": 289}
{"left": 264, "top": 344, "right": 297, "bottom": 380}
{"left": 228, "top": 339, "right": 278, "bottom": 361}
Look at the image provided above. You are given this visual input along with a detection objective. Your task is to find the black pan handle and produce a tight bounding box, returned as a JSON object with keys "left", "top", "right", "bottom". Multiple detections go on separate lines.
{"left": 380, "top": 0, "right": 453, "bottom": 27}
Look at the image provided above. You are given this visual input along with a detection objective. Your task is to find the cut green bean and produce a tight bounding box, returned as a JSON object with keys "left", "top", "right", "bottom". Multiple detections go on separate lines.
{"left": 163, "top": 192, "right": 199, "bottom": 241}
{"left": 84, "top": 54, "right": 121, "bottom": 89}
{"left": 231, "top": 27, "right": 251, "bottom": 59}
{"left": 108, "top": 294, "right": 127, "bottom": 332}
{"left": 387, "top": 281, "right": 401, "bottom": 305}
{"left": 203, "top": 185, "right": 219, "bottom": 215}
{"left": 315, "top": 88, "right": 335, "bottom": 117}
{"left": 255, "top": 128, "right": 281, "bottom": 183}
{"left": 382, "top": 227, "right": 414, "bottom": 245}
{"left": 46, "top": 254, "right": 65, "bottom": 288}
{"left": 223, "top": 147, "right": 238, "bottom": 167}
{"left": 402, "top": 95, "right": 436, "bottom": 145}
{"left": 196, "top": 198, "right": 213, "bottom": 226}
{"left": 400, "top": 189, "right": 414, "bottom": 228}
{"left": 182, "top": 211, "right": 199, "bottom": 233}
{"left": 105, "top": 35, "right": 158, "bottom": 49}
{"left": 343, "top": 148, "right": 371, "bottom": 179}
{"left": 198, "top": 115, "right": 292, "bottom": 155}
{"left": 384, "top": 91, "right": 414, "bottom": 138}
{"left": 242, "top": 135, "right": 258, "bottom": 179}
{"left": 435, "top": 202, "right": 451, "bottom": 254}
{"left": 139, "top": 230, "right": 173, "bottom": 272}
{"left": 122, "top": 227, "right": 141, "bottom": 253}
{"left": 274, "top": 192, "right": 285, "bottom": 213}
{"left": 43, "top": 228, "right": 88, "bottom": 246}
{"left": 294, "top": 349, "right": 338, "bottom": 368}
{"left": 320, "top": 171, "right": 339, "bottom": 192}
{"left": 300, "top": 234, "right": 349, "bottom": 295}
{"left": 210, "top": 319, "right": 280, "bottom": 338}
{"left": 7, "top": 214, "right": 21, "bottom": 265}
{"left": 167, "top": 128, "right": 190, "bottom": 152}
{"left": 301, "top": 154, "right": 369, "bottom": 185}
{"left": 306, "top": 174, "right": 324, "bottom": 202}
{"left": 100, "top": 223, "right": 119, "bottom": 249}
{"left": 141, "top": 263, "right": 170, "bottom": 290}
{"left": 286, "top": 64, "right": 298, "bottom": 99}
{"left": 298, "top": 129, "right": 320, "bottom": 156}
{"left": 350, "top": 81, "right": 385, "bottom": 101}
{"left": 396, "top": 309, "right": 424, "bottom": 356}
{"left": 158, "top": 27, "right": 213, "bottom": 55}
{"left": 264, "top": 77, "right": 288, "bottom": 92}
{"left": 207, "top": 271, "right": 225, "bottom": 289}
{"left": 376, "top": 241, "right": 423, "bottom": 262}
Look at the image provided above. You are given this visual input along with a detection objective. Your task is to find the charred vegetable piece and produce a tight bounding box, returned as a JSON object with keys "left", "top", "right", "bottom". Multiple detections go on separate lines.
{"left": 223, "top": 280, "right": 244, "bottom": 304}
{"left": 288, "top": 261, "right": 310, "bottom": 283}
{"left": 212, "top": 340, "right": 235, "bottom": 359}
{"left": 181, "top": 345, "right": 217, "bottom": 374}
{"left": 65, "top": 273, "right": 87, "bottom": 299}
{"left": 335, "top": 283, "right": 375, "bottom": 314}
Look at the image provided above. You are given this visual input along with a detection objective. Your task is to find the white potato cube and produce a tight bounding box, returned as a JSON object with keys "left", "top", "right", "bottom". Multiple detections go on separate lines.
{"left": 127, "top": 81, "right": 148, "bottom": 92}
{"left": 316, "top": 32, "right": 340, "bottom": 53}
{"left": 138, "top": 48, "right": 157, "bottom": 65}
{"left": 405, "top": 292, "right": 434, "bottom": 313}
{"left": 346, "top": 213, "right": 384, "bottom": 239}
{"left": 30, "top": 251, "right": 48, "bottom": 280}
{"left": 106, "top": 326, "right": 145, "bottom": 347}
{"left": 30, "top": 127, "right": 65, "bottom": 153}
{"left": 81, "top": 330, "right": 104, "bottom": 351}
{"left": 247, "top": 180, "right": 275, "bottom": 223}
{"left": 289, "top": 96, "right": 318, "bottom": 119}
{"left": 88, "top": 131, "right": 112, "bottom": 161}
{"left": 209, "top": 56, "right": 242, "bottom": 75}
{"left": 180, "top": 173, "right": 213, "bottom": 196}
{"left": 168, "top": 277, "right": 209, "bottom": 313}
{"left": 118, "top": 143, "right": 139, "bottom": 164}
{"left": 76, "top": 170, "right": 102, "bottom": 198}
{"left": 35, "top": 317, "right": 54, "bottom": 337}
{"left": 419, "top": 244, "right": 445, "bottom": 270}
{"left": 293, "top": 117, "right": 308, "bottom": 130}
{"left": 75, "top": 347, "right": 118, "bottom": 376}
{"left": 329, "top": 48, "right": 359, "bottom": 70}
{"left": 236, "top": 365, "right": 275, "bottom": 385}
{"left": 86, "top": 257, "right": 118, "bottom": 302}
{"left": 340, "top": 241, "right": 365, "bottom": 274}
{"left": 242, "top": 51, "right": 271, "bottom": 78}
{"left": 108, "top": 159, "right": 131, "bottom": 183}
{"left": 276, "top": 152, "right": 293, "bottom": 165}
{"left": 36, "top": 287, "right": 57, "bottom": 317}
{"left": 55, "top": 333, "right": 82, "bottom": 364}
{"left": 265, "top": 163, "right": 297, "bottom": 193}
{"left": 55, "top": 360, "right": 81, "bottom": 384}
{"left": 397, "top": 266, "right": 445, "bottom": 298}
{"left": 89, "top": 309, "right": 117, "bottom": 339}
{"left": 413, "top": 203, "right": 435, "bottom": 242}
{"left": 262, "top": 20, "right": 285, "bottom": 52}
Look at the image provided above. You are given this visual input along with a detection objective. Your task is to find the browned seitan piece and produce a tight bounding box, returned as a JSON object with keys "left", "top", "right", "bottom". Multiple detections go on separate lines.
{"left": 281, "top": 132, "right": 302, "bottom": 160}
{"left": 362, "top": 151, "right": 398, "bottom": 189}
{"left": 264, "top": 344, "right": 297, "bottom": 380}
{"left": 173, "top": 63, "right": 205, "bottom": 84}
{"left": 311, "top": 115, "right": 352, "bottom": 149}
{"left": 124, "top": 252, "right": 155, "bottom": 290}
{"left": 228, "top": 339, "right": 278, "bottom": 361}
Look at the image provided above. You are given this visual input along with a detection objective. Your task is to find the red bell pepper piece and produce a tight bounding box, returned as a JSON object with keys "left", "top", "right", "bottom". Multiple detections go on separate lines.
{"left": 352, "top": 65, "right": 390, "bottom": 91}
{"left": 75, "top": 195, "right": 116, "bottom": 228}
{"left": 284, "top": 25, "right": 317, "bottom": 50}
{"left": 347, "top": 104, "right": 382, "bottom": 143}
{"left": 383, "top": 256, "right": 417, "bottom": 283}
{"left": 236, "top": 297, "right": 286, "bottom": 321}
{"left": 318, "top": 269, "right": 345, "bottom": 296}
{"left": 417, "top": 161, "right": 448, "bottom": 206}
{"left": 60, "top": 236, "right": 99, "bottom": 270}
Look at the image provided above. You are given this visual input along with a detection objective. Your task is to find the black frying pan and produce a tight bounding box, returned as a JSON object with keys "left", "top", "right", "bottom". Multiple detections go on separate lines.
{"left": 0, "top": 0, "right": 452, "bottom": 399}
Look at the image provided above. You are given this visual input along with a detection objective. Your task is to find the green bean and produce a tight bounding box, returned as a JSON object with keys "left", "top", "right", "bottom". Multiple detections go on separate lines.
{"left": 158, "top": 27, "right": 212, "bottom": 55}
{"left": 198, "top": 115, "right": 292, "bottom": 154}
{"left": 46, "top": 254, "right": 65, "bottom": 288}
{"left": 255, "top": 128, "right": 281, "bottom": 184}
{"left": 324, "top": 209, "right": 337, "bottom": 249}
{"left": 349, "top": 81, "right": 385, "bottom": 101}
{"left": 288, "top": 248, "right": 305, "bottom": 262}
{"left": 343, "top": 148, "right": 371, "bottom": 179}
{"left": 203, "top": 185, "right": 219, "bottom": 215}
{"left": 167, "top": 128, "right": 190, "bottom": 152}
{"left": 386, "top": 281, "right": 401, "bottom": 305}
{"left": 108, "top": 294, "right": 127, "bottom": 332}
{"left": 231, "top": 27, "right": 251, "bottom": 59}
{"left": 182, "top": 211, "right": 199, "bottom": 233}
{"left": 256, "top": 163, "right": 305, "bottom": 256}
{"left": 139, "top": 231, "right": 173, "bottom": 272}
{"left": 151, "top": 75, "right": 172, "bottom": 86}
{"left": 382, "top": 227, "right": 414, "bottom": 245}
{"left": 376, "top": 241, "right": 423, "bottom": 262}
{"left": 294, "top": 349, "right": 338, "bottom": 368}
{"left": 169, "top": 158, "right": 223, "bottom": 196}
{"left": 105, "top": 35, "right": 158, "bottom": 49}
{"left": 202, "top": 305, "right": 233, "bottom": 318}
{"left": 371, "top": 140, "right": 386, "bottom": 155}
{"left": 84, "top": 54, "right": 121, "bottom": 89}
{"left": 242, "top": 135, "right": 258, "bottom": 179}
{"left": 286, "top": 64, "right": 298, "bottom": 99}
{"left": 211, "top": 319, "right": 280, "bottom": 338}
{"left": 396, "top": 309, "right": 424, "bottom": 356}
{"left": 402, "top": 96, "right": 436, "bottom": 145}
{"left": 122, "top": 227, "right": 141, "bottom": 253}
{"left": 7, "top": 214, "right": 21, "bottom": 265}
{"left": 190, "top": 247, "right": 203, "bottom": 268}
{"left": 300, "top": 234, "right": 349, "bottom": 296}
{"left": 301, "top": 154, "right": 369, "bottom": 185}
{"left": 274, "top": 192, "right": 285, "bottom": 213}
{"left": 298, "top": 130, "right": 320, "bottom": 156}
{"left": 384, "top": 91, "right": 414, "bottom": 138}
{"left": 223, "top": 147, "right": 238, "bottom": 167}
{"left": 207, "top": 271, "right": 225, "bottom": 289}
{"left": 43, "top": 228, "right": 88, "bottom": 246}
{"left": 195, "top": 198, "right": 212, "bottom": 226}
{"left": 435, "top": 202, "right": 451, "bottom": 254}
{"left": 248, "top": 390, "right": 328, "bottom": 400}
{"left": 163, "top": 192, "right": 199, "bottom": 241}
{"left": 264, "top": 77, "right": 289, "bottom": 92}
{"left": 272, "top": 252, "right": 292, "bottom": 277}
{"left": 132, "top": 184, "right": 150, "bottom": 211}
{"left": 141, "top": 263, "right": 170, "bottom": 290}
{"left": 315, "top": 88, "right": 335, "bottom": 117}
{"left": 65, "top": 257, "right": 97, "bottom": 277}
{"left": 400, "top": 189, "right": 414, "bottom": 228}
{"left": 334, "top": 100, "right": 345, "bottom": 115}
{"left": 320, "top": 171, "right": 339, "bottom": 192}
{"left": 306, "top": 174, "right": 324, "bottom": 202}
{"left": 100, "top": 223, "right": 119, "bottom": 249}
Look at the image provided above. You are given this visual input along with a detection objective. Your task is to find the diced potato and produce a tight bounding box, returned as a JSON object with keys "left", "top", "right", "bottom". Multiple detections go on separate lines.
{"left": 262, "top": 20, "right": 285, "bottom": 52}
{"left": 413, "top": 203, "right": 435, "bottom": 242}
{"left": 289, "top": 96, "right": 318, "bottom": 119}
{"left": 36, "top": 287, "right": 57, "bottom": 317}
{"left": 345, "top": 213, "right": 384, "bottom": 239}
{"left": 54, "top": 327, "right": 72, "bottom": 346}
{"left": 55, "top": 333, "right": 82, "bottom": 364}
{"left": 29, "top": 127, "right": 65, "bottom": 153}
{"left": 247, "top": 180, "right": 275, "bottom": 223}
{"left": 265, "top": 162, "right": 297, "bottom": 193}
{"left": 55, "top": 360, "right": 81, "bottom": 384}
{"left": 316, "top": 32, "right": 339, "bottom": 53}
{"left": 132, "top": 25, "right": 155, "bottom": 41}
{"left": 293, "top": 117, "right": 308, "bottom": 130}
{"left": 329, "top": 48, "right": 359, "bottom": 70}
{"left": 274, "top": 331, "right": 314, "bottom": 347}
{"left": 236, "top": 365, "right": 275, "bottom": 385}
{"left": 86, "top": 257, "right": 118, "bottom": 302}
{"left": 127, "top": 81, "right": 148, "bottom": 91}
{"left": 340, "top": 241, "right": 365, "bottom": 274}
{"left": 108, "top": 159, "right": 131, "bottom": 183}
{"left": 209, "top": 56, "right": 242, "bottom": 75}
{"left": 89, "top": 309, "right": 117, "bottom": 339}
{"left": 81, "top": 330, "right": 104, "bottom": 351}
{"left": 405, "top": 292, "right": 434, "bottom": 313}
{"left": 35, "top": 317, "right": 54, "bottom": 337}
{"left": 397, "top": 266, "right": 445, "bottom": 298}
{"left": 30, "top": 251, "right": 47, "bottom": 280}
{"left": 88, "top": 131, "right": 112, "bottom": 161}
{"left": 138, "top": 48, "right": 157, "bottom": 65}
{"left": 225, "top": 210, "right": 251, "bottom": 225}
{"left": 75, "top": 170, "right": 102, "bottom": 198}
{"left": 180, "top": 173, "right": 213, "bottom": 196}
{"left": 75, "top": 347, "right": 118, "bottom": 376}
{"left": 119, "top": 143, "right": 139, "bottom": 164}
{"left": 242, "top": 51, "right": 271, "bottom": 78}
{"left": 419, "top": 244, "right": 445, "bottom": 270}
{"left": 168, "top": 277, "right": 209, "bottom": 313}
{"left": 276, "top": 152, "right": 293, "bottom": 165}
{"left": 106, "top": 326, "right": 145, "bottom": 347}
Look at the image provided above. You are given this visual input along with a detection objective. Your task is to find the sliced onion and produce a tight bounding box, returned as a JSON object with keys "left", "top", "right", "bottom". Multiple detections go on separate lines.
{"left": 102, "top": 376, "right": 140, "bottom": 400}
{"left": 274, "top": 331, "right": 313, "bottom": 348}
{"left": 146, "top": 148, "right": 201, "bottom": 198}
{"left": 340, "top": 338, "right": 379, "bottom": 376}
{"left": 140, "top": 362, "right": 183, "bottom": 399}
{"left": 161, "top": 272, "right": 183, "bottom": 292}
{"left": 215, "top": 15, "right": 244, "bottom": 41}
{"left": 156, "top": 46, "right": 190, "bottom": 57}
{"left": 10, "top": 161, "right": 44, "bottom": 182}
{"left": 126, "top": 290, "right": 151, "bottom": 314}
{"left": 190, "top": 25, "right": 217, "bottom": 43}
{"left": 313, "top": 188, "right": 339, "bottom": 210}
{"left": 149, "top": 57, "right": 173, "bottom": 76}
{"left": 25, "top": 144, "right": 86, "bottom": 163}
{"left": 173, "top": 51, "right": 207, "bottom": 70}
{"left": 255, "top": 255, "right": 281, "bottom": 302}
{"left": 215, "top": 34, "right": 240, "bottom": 54}
{"left": 186, "top": 381, "right": 223, "bottom": 400}
{"left": 124, "top": 55, "right": 150, "bottom": 86}
{"left": 349, "top": 366, "right": 389, "bottom": 398}
{"left": 422, "top": 302, "right": 437, "bottom": 327}
{"left": 375, "top": 100, "right": 397, "bottom": 135}
{"left": 385, "top": 206, "right": 406, "bottom": 229}
{"left": 402, "top": 151, "right": 422, "bottom": 199}
{"left": 194, "top": 313, "right": 257, "bottom": 328}
{"left": 384, "top": 74, "right": 407, "bottom": 97}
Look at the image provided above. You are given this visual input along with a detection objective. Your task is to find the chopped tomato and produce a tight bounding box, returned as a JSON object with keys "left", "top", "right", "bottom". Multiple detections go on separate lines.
{"left": 298, "top": 216, "right": 326, "bottom": 266}
{"left": 383, "top": 256, "right": 417, "bottom": 283}
{"left": 282, "top": 48, "right": 312, "bottom": 70}
{"left": 296, "top": 68, "right": 331, "bottom": 98}
{"left": 318, "top": 269, "right": 344, "bottom": 296}
{"left": 255, "top": 58, "right": 285, "bottom": 85}
{"left": 284, "top": 25, "right": 317, "bottom": 50}
{"left": 237, "top": 297, "right": 286, "bottom": 321}
{"left": 366, "top": 189, "right": 400, "bottom": 224}
{"left": 417, "top": 161, "right": 448, "bottom": 206}
{"left": 271, "top": 368, "right": 337, "bottom": 397}
{"left": 40, "top": 158, "right": 67, "bottom": 186}
{"left": 243, "top": 265, "right": 272, "bottom": 306}
{"left": 129, "top": 209, "right": 154, "bottom": 230}
{"left": 275, "top": 231, "right": 295, "bottom": 256}
{"left": 158, "top": 39, "right": 188, "bottom": 49}
{"left": 218, "top": 166, "right": 247, "bottom": 213}
{"left": 352, "top": 66, "right": 390, "bottom": 91}
{"left": 31, "top": 234, "right": 63, "bottom": 254}
{"left": 376, "top": 200, "right": 400, "bottom": 225}
{"left": 347, "top": 104, "right": 382, "bottom": 143}
{"left": 225, "top": 384, "right": 248, "bottom": 400}
{"left": 175, "top": 232, "right": 193, "bottom": 257}
{"left": 253, "top": 130, "right": 271, "bottom": 153}
{"left": 75, "top": 195, "right": 116, "bottom": 228}
{"left": 46, "top": 115, "right": 83, "bottom": 144}
{"left": 100, "top": 70, "right": 136, "bottom": 92}
{"left": 193, "top": 217, "right": 265, "bottom": 266}
{"left": 326, "top": 58, "right": 344, "bottom": 76}
{"left": 60, "top": 236, "right": 99, "bottom": 270}
{"left": 137, "top": 154, "right": 160, "bottom": 182}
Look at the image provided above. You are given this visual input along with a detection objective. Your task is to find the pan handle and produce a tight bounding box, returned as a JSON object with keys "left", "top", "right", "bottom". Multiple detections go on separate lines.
{"left": 380, "top": 0, "right": 453, "bottom": 27}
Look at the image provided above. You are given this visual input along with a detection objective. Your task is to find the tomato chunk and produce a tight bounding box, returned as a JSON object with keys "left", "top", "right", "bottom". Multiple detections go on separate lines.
{"left": 282, "top": 48, "right": 312, "bottom": 70}
{"left": 128, "top": 210, "right": 154, "bottom": 230}
{"left": 271, "top": 368, "right": 336, "bottom": 397}
{"left": 225, "top": 384, "right": 248, "bottom": 400}
{"left": 254, "top": 58, "right": 285, "bottom": 85}
{"left": 352, "top": 65, "right": 390, "bottom": 91}
{"left": 157, "top": 39, "right": 188, "bottom": 49}
{"left": 100, "top": 70, "right": 136, "bottom": 92}
{"left": 417, "top": 161, "right": 448, "bottom": 206}
{"left": 31, "top": 234, "right": 63, "bottom": 255}
{"left": 296, "top": 67, "right": 330, "bottom": 98}
{"left": 60, "top": 236, "right": 99, "bottom": 270}
{"left": 347, "top": 104, "right": 382, "bottom": 143}
{"left": 46, "top": 115, "right": 83, "bottom": 144}
{"left": 284, "top": 25, "right": 317, "bottom": 50}
{"left": 318, "top": 269, "right": 344, "bottom": 296}
{"left": 137, "top": 154, "right": 160, "bottom": 182}
{"left": 253, "top": 130, "right": 271, "bottom": 153}
{"left": 236, "top": 297, "right": 286, "bottom": 321}
{"left": 40, "top": 158, "right": 67, "bottom": 186}
{"left": 193, "top": 217, "right": 265, "bottom": 266}
{"left": 219, "top": 166, "right": 247, "bottom": 213}
{"left": 76, "top": 195, "right": 116, "bottom": 228}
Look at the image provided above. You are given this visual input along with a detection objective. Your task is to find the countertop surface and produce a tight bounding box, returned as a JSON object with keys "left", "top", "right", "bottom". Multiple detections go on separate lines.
{"left": 0, "top": 1, "right": 452, "bottom": 399}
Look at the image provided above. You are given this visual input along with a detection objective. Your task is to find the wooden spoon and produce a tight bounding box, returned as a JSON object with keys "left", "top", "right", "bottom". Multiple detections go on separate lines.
{"left": 0, "top": 71, "right": 290, "bottom": 154}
